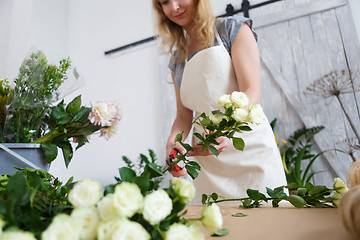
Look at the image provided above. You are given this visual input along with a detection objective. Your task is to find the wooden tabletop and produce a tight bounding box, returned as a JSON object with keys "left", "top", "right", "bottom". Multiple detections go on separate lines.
{"left": 185, "top": 202, "right": 354, "bottom": 240}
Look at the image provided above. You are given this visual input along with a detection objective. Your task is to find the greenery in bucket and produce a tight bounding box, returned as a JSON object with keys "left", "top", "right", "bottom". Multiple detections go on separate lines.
{"left": 0, "top": 51, "right": 121, "bottom": 167}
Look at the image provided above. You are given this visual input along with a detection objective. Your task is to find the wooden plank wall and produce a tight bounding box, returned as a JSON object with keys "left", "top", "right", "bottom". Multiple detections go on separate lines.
{"left": 250, "top": 0, "right": 360, "bottom": 186}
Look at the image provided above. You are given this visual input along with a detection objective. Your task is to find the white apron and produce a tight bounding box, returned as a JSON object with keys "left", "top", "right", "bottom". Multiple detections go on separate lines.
{"left": 180, "top": 30, "right": 287, "bottom": 204}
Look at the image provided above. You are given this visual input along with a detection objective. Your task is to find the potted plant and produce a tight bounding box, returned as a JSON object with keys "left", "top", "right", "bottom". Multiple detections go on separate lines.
{"left": 0, "top": 51, "right": 121, "bottom": 175}
{"left": 279, "top": 125, "right": 328, "bottom": 191}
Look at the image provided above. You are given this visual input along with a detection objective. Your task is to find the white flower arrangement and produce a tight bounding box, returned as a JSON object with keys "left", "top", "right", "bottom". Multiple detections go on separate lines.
{"left": 112, "top": 182, "right": 144, "bottom": 218}
{"left": 170, "top": 178, "right": 196, "bottom": 204}
{"left": 190, "top": 91, "right": 266, "bottom": 159}
{"left": 68, "top": 178, "right": 102, "bottom": 208}
{"left": 0, "top": 230, "right": 37, "bottom": 240}
{"left": 142, "top": 189, "right": 173, "bottom": 225}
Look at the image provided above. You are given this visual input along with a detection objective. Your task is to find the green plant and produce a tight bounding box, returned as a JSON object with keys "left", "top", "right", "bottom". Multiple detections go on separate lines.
{"left": 0, "top": 168, "right": 73, "bottom": 238}
{"left": 280, "top": 124, "right": 327, "bottom": 189}
{"left": 0, "top": 51, "right": 121, "bottom": 167}
{"left": 2, "top": 52, "right": 71, "bottom": 143}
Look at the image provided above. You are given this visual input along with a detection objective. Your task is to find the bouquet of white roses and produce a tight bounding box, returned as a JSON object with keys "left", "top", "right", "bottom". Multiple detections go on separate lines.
{"left": 165, "top": 91, "right": 266, "bottom": 179}
{"left": 0, "top": 152, "right": 224, "bottom": 240}
{"left": 194, "top": 91, "right": 265, "bottom": 156}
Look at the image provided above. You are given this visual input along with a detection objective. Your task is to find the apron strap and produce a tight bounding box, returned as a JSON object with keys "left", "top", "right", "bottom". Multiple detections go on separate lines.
{"left": 185, "top": 28, "right": 223, "bottom": 63}
{"left": 214, "top": 28, "right": 223, "bottom": 47}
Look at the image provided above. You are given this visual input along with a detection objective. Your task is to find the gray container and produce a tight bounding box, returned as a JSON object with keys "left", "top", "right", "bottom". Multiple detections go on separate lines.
{"left": 0, "top": 143, "right": 50, "bottom": 175}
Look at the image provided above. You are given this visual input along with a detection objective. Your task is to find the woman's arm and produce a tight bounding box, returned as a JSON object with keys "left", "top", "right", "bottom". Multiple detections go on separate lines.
{"left": 231, "top": 23, "right": 261, "bottom": 104}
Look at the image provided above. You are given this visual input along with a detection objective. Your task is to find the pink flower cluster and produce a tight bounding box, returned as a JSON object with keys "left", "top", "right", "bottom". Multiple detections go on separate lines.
{"left": 88, "top": 100, "right": 122, "bottom": 139}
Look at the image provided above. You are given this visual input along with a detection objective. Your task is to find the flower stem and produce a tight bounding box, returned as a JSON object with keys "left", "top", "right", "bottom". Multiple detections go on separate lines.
{"left": 31, "top": 129, "right": 62, "bottom": 143}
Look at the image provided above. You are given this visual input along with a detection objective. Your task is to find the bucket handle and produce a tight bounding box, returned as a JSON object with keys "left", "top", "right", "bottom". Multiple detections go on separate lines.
{"left": 0, "top": 144, "right": 41, "bottom": 169}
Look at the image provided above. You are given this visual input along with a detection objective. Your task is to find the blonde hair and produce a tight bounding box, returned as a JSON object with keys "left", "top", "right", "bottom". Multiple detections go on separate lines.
{"left": 152, "top": 0, "right": 216, "bottom": 63}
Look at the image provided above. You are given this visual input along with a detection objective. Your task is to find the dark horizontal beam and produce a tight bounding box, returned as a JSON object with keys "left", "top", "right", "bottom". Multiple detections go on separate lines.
{"left": 104, "top": 36, "right": 157, "bottom": 55}
{"left": 104, "top": 0, "right": 282, "bottom": 55}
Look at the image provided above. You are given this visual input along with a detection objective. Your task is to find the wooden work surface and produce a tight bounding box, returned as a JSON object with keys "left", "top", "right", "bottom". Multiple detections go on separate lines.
{"left": 185, "top": 202, "right": 355, "bottom": 240}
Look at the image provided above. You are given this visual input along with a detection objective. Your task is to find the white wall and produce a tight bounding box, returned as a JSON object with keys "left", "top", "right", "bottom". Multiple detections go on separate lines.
{"left": 49, "top": 0, "right": 163, "bottom": 185}
{"left": 1, "top": 0, "right": 360, "bottom": 186}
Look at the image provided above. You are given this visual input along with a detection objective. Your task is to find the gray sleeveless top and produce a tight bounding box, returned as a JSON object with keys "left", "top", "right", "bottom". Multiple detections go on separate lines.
{"left": 168, "top": 16, "right": 257, "bottom": 88}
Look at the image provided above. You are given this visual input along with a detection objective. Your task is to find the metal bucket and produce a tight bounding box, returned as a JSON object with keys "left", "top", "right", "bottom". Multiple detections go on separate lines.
{"left": 0, "top": 143, "right": 50, "bottom": 175}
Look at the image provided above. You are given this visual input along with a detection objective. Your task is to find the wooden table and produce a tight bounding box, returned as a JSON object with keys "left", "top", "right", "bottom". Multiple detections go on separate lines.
{"left": 185, "top": 202, "right": 354, "bottom": 240}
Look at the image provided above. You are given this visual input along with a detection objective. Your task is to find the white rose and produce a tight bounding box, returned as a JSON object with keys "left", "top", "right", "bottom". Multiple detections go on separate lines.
{"left": 217, "top": 94, "right": 232, "bottom": 108}
{"left": 247, "top": 104, "right": 265, "bottom": 124}
{"left": 209, "top": 112, "right": 225, "bottom": 125}
{"left": 111, "top": 220, "right": 150, "bottom": 240}
{"left": 165, "top": 223, "right": 192, "bottom": 240}
{"left": 170, "top": 178, "right": 195, "bottom": 204}
{"left": 68, "top": 178, "right": 102, "bottom": 208}
{"left": 0, "top": 230, "right": 36, "bottom": 240}
{"left": 188, "top": 222, "right": 205, "bottom": 240}
{"left": 71, "top": 206, "right": 99, "bottom": 240}
{"left": 88, "top": 100, "right": 122, "bottom": 127}
{"left": 142, "top": 189, "right": 173, "bottom": 225}
{"left": 332, "top": 192, "right": 342, "bottom": 207}
{"left": 97, "top": 194, "right": 119, "bottom": 221}
{"left": 232, "top": 108, "right": 248, "bottom": 122}
{"left": 230, "top": 91, "right": 249, "bottom": 109}
{"left": 97, "top": 220, "right": 120, "bottom": 240}
{"left": 333, "top": 177, "right": 348, "bottom": 195}
{"left": 201, "top": 203, "right": 223, "bottom": 233}
{"left": 41, "top": 214, "right": 79, "bottom": 240}
{"left": 113, "top": 182, "right": 143, "bottom": 218}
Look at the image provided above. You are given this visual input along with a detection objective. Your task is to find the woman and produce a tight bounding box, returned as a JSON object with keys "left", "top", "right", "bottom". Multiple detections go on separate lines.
{"left": 153, "top": 0, "right": 287, "bottom": 203}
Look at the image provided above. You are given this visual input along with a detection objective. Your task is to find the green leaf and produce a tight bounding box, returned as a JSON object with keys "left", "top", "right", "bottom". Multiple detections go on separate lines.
{"left": 188, "top": 161, "right": 201, "bottom": 170}
{"left": 185, "top": 165, "right": 199, "bottom": 180}
{"left": 232, "top": 137, "right": 245, "bottom": 151}
{"left": 75, "top": 135, "right": 89, "bottom": 150}
{"left": 119, "top": 167, "right": 136, "bottom": 182}
{"left": 57, "top": 141, "right": 73, "bottom": 167}
{"left": 266, "top": 187, "right": 275, "bottom": 198}
{"left": 181, "top": 142, "right": 194, "bottom": 153}
{"left": 272, "top": 199, "right": 281, "bottom": 207}
{"left": 194, "top": 133, "right": 205, "bottom": 142}
{"left": 210, "top": 192, "right": 218, "bottom": 201}
{"left": 309, "top": 185, "right": 328, "bottom": 195}
{"left": 239, "top": 125, "right": 252, "bottom": 131}
{"left": 305, "top": 182, "right": 314, "bottom": 192}
{"left": 286, "top": 195, "right": 306, "bottom": 208}
{"left": 174, "top": 132, "right": 183, "bottom": 143}
{"left": 145, "top": 163, "right": 163, "bottom": 178}
{"left": 286, "top": 182, "right": 299, "bottom": 190}
{"left": 71, "top": 107, "right": 92, "bottom": 122}
{"left": 212, "top": 229, "right": 229, "bottom": 237}
{"left": 41, "top": 143, "right": 58, "bottom": 163}
{"left": 232, "top": 213, "right": 247, "bottom": 217}
{"left": 51, "top": 107, "right": 72, "bottom": 125}
{"left": 66, "top": 95, "right": 81, "bottom": 114}
{"left": 202, "top": 194, "right": 208, "bottom": 205}
{"left": 247, "top": 189, "right": 260, "bottom": 200}
{"left": 200, "top": 118, "right": 212, "bottom": 126}
{"left": 208, "top": 145, "right": 219, "bottom": 157}
{"left": 247, "top": 189, "right": 267, "bottom": 202}
{"left": 297, "top": 188, "right": 307, "bottom": 197}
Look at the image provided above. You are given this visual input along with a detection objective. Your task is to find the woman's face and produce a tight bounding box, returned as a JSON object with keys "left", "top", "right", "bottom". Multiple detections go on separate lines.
{"left": 159, "top": 0, "right": 197, "bottom": 29}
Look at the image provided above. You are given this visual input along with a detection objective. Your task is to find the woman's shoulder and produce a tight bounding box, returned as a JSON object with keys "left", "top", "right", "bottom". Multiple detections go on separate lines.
{"left": 216, "top": 15, "right": 251, "bottom": 28}
{"left": 215, "top": 16, "right": 257, "bottom": 54}
{"left": 215, "top": 15, "right": 256, "bottom": 39}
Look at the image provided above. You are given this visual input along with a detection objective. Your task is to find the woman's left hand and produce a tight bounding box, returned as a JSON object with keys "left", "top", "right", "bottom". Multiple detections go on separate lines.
{"left": 188, "top": 136, "right": 228, "bottom": 156}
